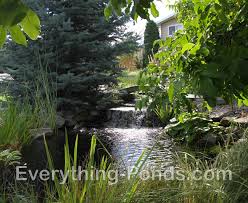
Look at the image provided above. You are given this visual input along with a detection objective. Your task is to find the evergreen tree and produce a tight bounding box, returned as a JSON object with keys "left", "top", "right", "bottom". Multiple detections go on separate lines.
{"left": 143, "top": 20, "right": 160, "bottom": 68}
{"left": 0, "top": 0, "right": 138, "bottom": 126}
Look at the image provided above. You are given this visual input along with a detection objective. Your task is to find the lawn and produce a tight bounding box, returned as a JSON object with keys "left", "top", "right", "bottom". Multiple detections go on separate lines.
{"left": 118, "top": 70, "right": 140, "bottom": 89}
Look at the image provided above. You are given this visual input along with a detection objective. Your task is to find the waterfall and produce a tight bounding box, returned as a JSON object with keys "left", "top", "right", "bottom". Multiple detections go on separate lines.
{"left": 105, "top": 107, "right": 149, "bottom": 128}
{"left": 103, "top": 106, "right": 173, "bottom": 170}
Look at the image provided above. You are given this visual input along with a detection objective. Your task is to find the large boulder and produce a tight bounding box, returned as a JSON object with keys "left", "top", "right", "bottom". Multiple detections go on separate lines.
{"left": 220, "top": 116, "right": 236, "bottom": 127}
{"left": 21, "top": 128, "right": 112, "bottom": 196}
{"left": 220, "top": 116, "right": 248, "bottom": 128}
{"left": 209, "top": 105, "right": 235, "bottom": 122}
{"left": 22, "top": 128, "right": 112, "bottom": 172}
{"left": 233, "top": 116, "right": 248, "bottom": 127}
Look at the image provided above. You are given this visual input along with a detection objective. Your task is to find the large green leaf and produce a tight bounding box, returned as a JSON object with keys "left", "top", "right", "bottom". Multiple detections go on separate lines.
{"left": 9, "top": 25, "right": 27, "bottom": 46}
{"left": 0, "top": 0, "right": 28, "bottom": 27}
{"left": 150, "top": 2, "right": 159, "bottom": 17}
{"left": 20, "top": 9, "right": 40, "bottom": 40}
{"left": 0, "top": 0, "right": 40, "bottom": 46}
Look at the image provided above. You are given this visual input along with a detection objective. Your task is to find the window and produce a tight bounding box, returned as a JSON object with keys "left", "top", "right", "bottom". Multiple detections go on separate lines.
{"left": 168, "top": 24, "right": 183, "bottom": 36}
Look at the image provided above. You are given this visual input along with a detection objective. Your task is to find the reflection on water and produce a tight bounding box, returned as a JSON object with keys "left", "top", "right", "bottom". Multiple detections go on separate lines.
{"left": 102, "top": 106, "right": 174, "bottom": 171}
{"left": 105, "top": 128, "right": 174, "bottom": 170}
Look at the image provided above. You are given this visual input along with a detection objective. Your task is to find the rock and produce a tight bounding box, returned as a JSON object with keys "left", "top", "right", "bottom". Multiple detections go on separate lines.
{"left": 120, "top": 86, "right": 139, "bottom": 94}
{"left": 118, "top": 86, "right": 138, "bottom": 103}
{"left": 196, "top": 134, "right": 217, "bottom": 148}
{"left": 237, "top": 138, "right": 247, "bottom": 143}
{"left": 29, "top": 128, "right": 53, "bottom": 140}
{"left": 220, "top": 116, "right": 236, "bottom": 127}
{"left": 90, "top": 110, "right": 100, "bottom": 116}
{"left": 220, "top": 116, "right": 248, "bottom": 128}
{"left": 233, "top": 116, "right": 248, "bottom": 127}
{"left": 23, "top": 129, "right": 112, "bottom": 171}
{"left": 216, "top": 97, "right": 226, "bottom": 105}
{"left": 119, "top": 91, "right": 135, "bottom": 103}
{"left": 21, "top": 129, "right": 112, "bottom": 196}
{"left": 208, "top": 145, "right": 222, "bottom": 156}
{"left": 64, "top": 115, "right": 77, "bottom": 128}
{"left": 56, "top": 113, "right": 65, "bottom": 128}
{"left": 209, "top": 105, "right": 235, "bottom": 122}
{"left": 169, "top": 117, "right": 177, "bottom": 123}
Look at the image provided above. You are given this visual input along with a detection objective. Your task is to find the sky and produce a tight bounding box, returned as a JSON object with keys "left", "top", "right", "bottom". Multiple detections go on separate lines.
{"left": 126, "top": 0, "right": 176, "bottom": 43}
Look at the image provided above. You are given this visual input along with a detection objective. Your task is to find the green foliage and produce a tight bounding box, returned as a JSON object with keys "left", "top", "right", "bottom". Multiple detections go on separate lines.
{"left": 153, "top": 103, "right": 174, "bottom": 125}
{"left": 136, "top": 152, "right": 227, "bottom": 203}
{"left": 138, "top": 0, "right": 248, "bottom": 115}
{"left": 0, "top": 98, "right": 55, "bottom": 147}
{"left": 0, "top": 0, "right": 40, "bottom": 47}
{"left": 0, "top": 101, "right": 32, "bottom": 146}
{"left": 1, "top": 0, "right": 137, "bottom": 125}
{"left": 143, "top": 20, "right": 160, "bottom": 68}
{"left": 0, "top": 67, "right": 56, "bottom": 146}
{"left": 165, "top": 113, "right": 243, "bottom": 158}
{"left": 166, "top": 114, "right": 218, "bottom": 145}
{"left": 105, "top": 0, "right": 159, "bottom": 20}
{"left": 137, "top": 65, "right": 193, "bottom": 116}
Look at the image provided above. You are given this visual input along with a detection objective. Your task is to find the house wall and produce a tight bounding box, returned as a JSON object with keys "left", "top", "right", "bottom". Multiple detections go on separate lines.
{"left": 160, "top": 18, "right": 180, "bottom": 39}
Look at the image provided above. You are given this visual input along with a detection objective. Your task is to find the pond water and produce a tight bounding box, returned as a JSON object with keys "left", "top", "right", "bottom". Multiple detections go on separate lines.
{"left": 102, "top": 106, "right": 174, "bottom": 171}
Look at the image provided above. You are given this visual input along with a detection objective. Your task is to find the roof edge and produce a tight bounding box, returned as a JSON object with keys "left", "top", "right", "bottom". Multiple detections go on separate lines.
{"left": 156, "top": 13, "right": 177, "bottom": 25}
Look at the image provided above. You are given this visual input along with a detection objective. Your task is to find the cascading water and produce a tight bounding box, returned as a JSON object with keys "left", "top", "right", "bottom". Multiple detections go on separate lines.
{"left": 105, "top": 107, "right": 147, "bottom": 128}
{"left": 104, "top": 106, "right": 173, "bottom": 170}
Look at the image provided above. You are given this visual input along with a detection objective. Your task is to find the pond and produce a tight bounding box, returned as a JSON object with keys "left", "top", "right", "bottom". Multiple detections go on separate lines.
{"left": 102, "top": 106, "right": 174, "bottom": 171}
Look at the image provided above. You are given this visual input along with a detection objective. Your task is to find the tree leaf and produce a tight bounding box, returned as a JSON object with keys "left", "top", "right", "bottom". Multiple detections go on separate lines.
{"left": 201, "top": 47, "right": 210, "bottom": 56}
{"left": 136, "top": 4, "right": 149, "bottom": 19}
{"left": 104, "top": 6, "right": 112, "bottom": 20}
{"left": 9, "top": 25, "right": 27, "bottom": 46}
{"left": 0, "top": 0, "right": 28, "bottom": 27}
{"left": 110, "top": 0, "right": 121, "bottom": 15}
{"left": 181, "top": 43, "right": 195, "bottom": 54}
{"left": 168, "top": 83, "right": 174, "bottom": 103}
{"left": 200, "top": 77, "right": 217, "bottom": 98}
{"left": 150, "top": 2, "right": 159, "bottom": 18}
{"left": 0, "top": 26, "right": 7, "bottom": 47}
{"left": 20, "top": 9, "right": 40, "bottom": 40}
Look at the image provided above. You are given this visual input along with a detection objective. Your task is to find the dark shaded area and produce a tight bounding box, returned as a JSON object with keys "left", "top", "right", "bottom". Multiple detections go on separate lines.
{"left": 20, "top": 128, "right": 112, "bottom": 200}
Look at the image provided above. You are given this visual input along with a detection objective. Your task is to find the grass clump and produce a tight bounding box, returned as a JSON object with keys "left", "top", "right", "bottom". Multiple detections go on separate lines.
{"left": 0, "top": 95, "right": 56, "bottom": 147}
{"left": 38, "top": 134, "right": 148, "bottom": 203}
{"left": 0, "top": 101, "right": 36, "bottom": 147}
{"left": 0, "top": 64, "right": 56, "bottom": 148}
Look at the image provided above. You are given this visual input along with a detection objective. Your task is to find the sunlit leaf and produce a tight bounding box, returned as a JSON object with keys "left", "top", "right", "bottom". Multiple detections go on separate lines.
{"left": 20, "top": 9, "right": 40, "bottom": 40}
{"left": 150, "top": 2, "right": 159, "bottom": 18}
{"left": 9, "top": 25, "right": 27, "bottom": 46}
{"left": 181, "top": 43, "right": 195, "bottom": 54}
{"left": 104, "top": 4, "right": 112, "bottom": 20}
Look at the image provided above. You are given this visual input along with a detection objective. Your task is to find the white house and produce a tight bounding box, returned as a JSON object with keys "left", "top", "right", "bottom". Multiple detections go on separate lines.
{"left": 156, "top": 12, "right": 183, "bottom": 39}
